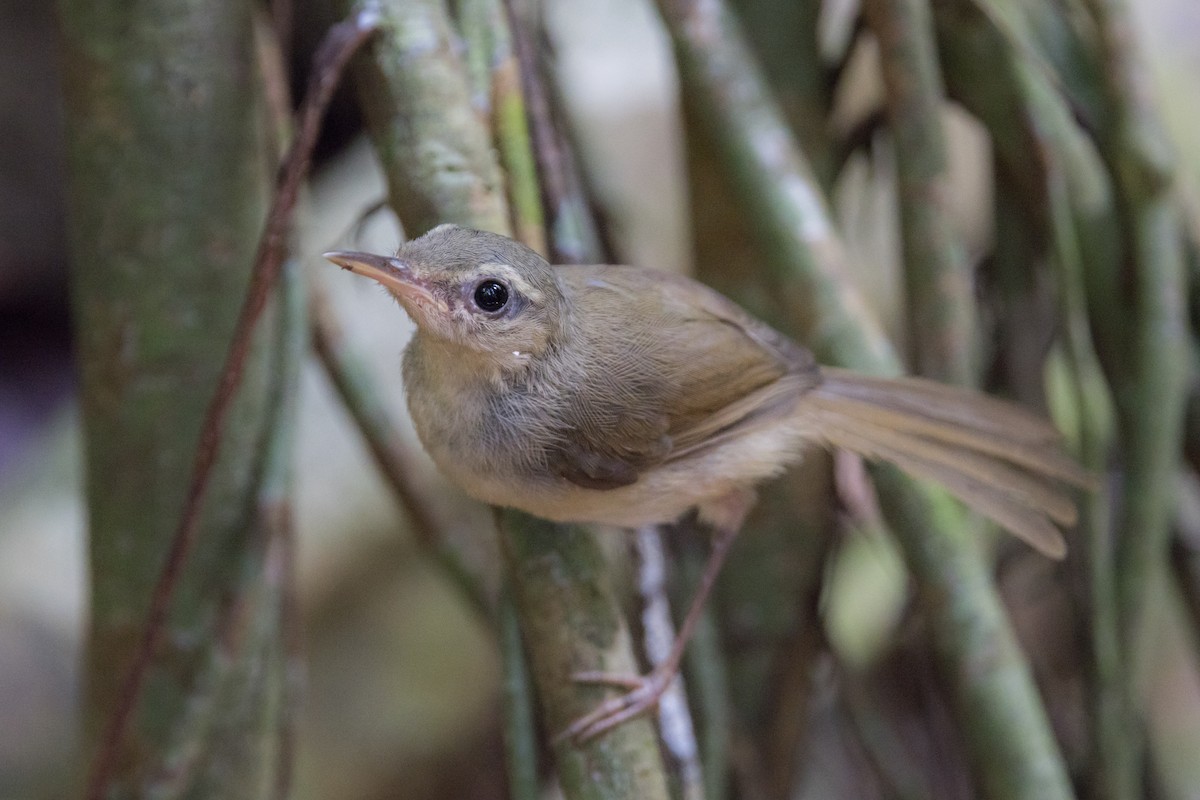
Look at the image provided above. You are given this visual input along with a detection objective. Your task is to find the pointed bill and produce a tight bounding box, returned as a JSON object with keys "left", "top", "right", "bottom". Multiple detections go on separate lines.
{"left": 323, "top": 251, "right": 436, "bottom": 305}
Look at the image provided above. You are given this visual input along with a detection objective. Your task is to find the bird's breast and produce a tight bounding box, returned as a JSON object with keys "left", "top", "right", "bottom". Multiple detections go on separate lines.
{"left": 402, "top": 336, "right": 563, "bottom": 496}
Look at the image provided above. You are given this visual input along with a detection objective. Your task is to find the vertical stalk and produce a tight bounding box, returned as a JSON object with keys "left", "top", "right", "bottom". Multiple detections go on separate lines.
{"left": 457, "top": 0, "right": 546, "bottom": 254}
{"left": 655, "top": 0, "right": 1074, "bottom": 796}
{"left": 59, "top": 0, "right": 282, "bottom": 795}
{"left": 934, "top": 3, "right": 1129, "bottom": 792}
{"left": 863, "top": 0, "right": 976, "bottom": 385}
{"left": 1083, "top": 0, "right": 1189, "bottom": 791}
{"left": 499, "top": 589, "right": 540, "bottom": 800}
{"left": 349, "top": 0, "right": 510, "bottom": 237}
{"left": 1081, "top": 0, "right": 1188, "bottom": 675}
{"left": 502, "top": 514, "right": 672, "bottom": 800}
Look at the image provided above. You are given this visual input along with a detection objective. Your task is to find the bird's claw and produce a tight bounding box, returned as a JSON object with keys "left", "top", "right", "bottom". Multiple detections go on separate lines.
{"left": 555, "top": 668, "right": 674, "bottom": 744}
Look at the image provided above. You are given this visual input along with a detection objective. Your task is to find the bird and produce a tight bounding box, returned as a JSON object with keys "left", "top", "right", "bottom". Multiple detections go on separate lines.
{"left": 325, "top": 223, "right": 1090, "bottom": 742}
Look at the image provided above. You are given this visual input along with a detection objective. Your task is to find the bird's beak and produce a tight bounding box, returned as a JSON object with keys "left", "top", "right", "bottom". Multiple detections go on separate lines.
{"left": 323, "top": 250, "right": 437, "bottom": 306}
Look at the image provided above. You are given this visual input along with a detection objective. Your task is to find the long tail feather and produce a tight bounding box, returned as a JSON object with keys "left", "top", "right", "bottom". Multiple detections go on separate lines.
{"left": 807, "top": 372, "right": 1093, "bottom": 558}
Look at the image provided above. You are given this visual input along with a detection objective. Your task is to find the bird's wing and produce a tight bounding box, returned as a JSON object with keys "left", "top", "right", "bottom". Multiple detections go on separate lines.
{"left": 548, "top": 265, "right": 821, "bottom": 490}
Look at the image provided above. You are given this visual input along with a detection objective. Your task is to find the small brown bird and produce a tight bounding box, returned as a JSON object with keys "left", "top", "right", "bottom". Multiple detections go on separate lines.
{"left": 326, "top": 224, "right": 1089, "bottom": 741}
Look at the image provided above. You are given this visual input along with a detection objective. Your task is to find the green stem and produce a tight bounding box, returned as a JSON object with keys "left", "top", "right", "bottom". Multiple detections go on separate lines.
{"left": 59, "top": 0, "right": 282, "bottom": 794}
{"left": 1082, "top": 0, "right": 1189, "bottom": 789}
{"left": 655, "top": 0, "right": 1074, "bottom": 796}
{"left": 457, "top": 0, "right": 547, "bottom": 254}
{"left": 263, "top": 259, "right": 306, "bottom": 800}
{"left": 934, "top": 5, "right": 1127, "bottom": 792}
{"left": 1045, "top": 161, "right": 1125, "bottom": 800}
{"left": 863, "top": 0, "right": 975, "bottom": 385}
{"left": 730, "top": 0, "right": 834, "bottom": 189}
{"left": 348, "top": 0, "right": 510, "bottom": 238}
{"left": 501, "top": 513, "right": 672, "bottom": 800}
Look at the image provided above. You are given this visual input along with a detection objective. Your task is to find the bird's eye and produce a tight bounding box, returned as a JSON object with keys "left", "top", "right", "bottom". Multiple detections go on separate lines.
{"left": 473, "top": 279, "right": 509, "bottom": 312}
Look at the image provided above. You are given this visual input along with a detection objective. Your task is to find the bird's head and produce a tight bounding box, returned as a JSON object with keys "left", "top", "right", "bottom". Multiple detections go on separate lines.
{"left": 325, "top": 225, "right": 569, "bottom": 363}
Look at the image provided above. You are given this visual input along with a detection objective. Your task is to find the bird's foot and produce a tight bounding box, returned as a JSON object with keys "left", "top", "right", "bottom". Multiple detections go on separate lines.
{"left": 556, "top": 667, "right": 676, "bottom": 744}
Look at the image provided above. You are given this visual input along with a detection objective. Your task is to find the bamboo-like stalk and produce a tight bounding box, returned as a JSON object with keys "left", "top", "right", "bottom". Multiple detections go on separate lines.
{"left": 660, "top": 0, "right": 897, "bottom": 375}
{"left": 654, "top": 0, "right": 1074, "bottom": 796}
{"left": 349, "top": 0, "right": 509, "bottom": 237}
{"left": 504, "top": 0, "right": 605, "bottom": 264}
{"left": 1082, "top": 1, "right": 1189, "bottom": 793}
{"left": 730, "top": 0, "right": 834, "bottom": 188}
{"left": 1081, "top": 0, "right": 1188, "bottom": 674}
{"left": 862, "top": 0, "right": 975, "bottom": 385}
{"left": 58, "top": 0, "right": 284, "bottom": 794}
{"left": 340, "top": 0, "right": 672, "bottom": 793}
{"left": 1045, "top": 162, "right": 1124, "bottom": 799}
{"left": 67, "top": 12, "right": 376, "bottom": 794}
{"left": 502, "top": 513, "right": 672, "bottom": 800}
{"left": 456, "top": 0, "right": 547, "bottom": 256}
{"left": 932, "top": 4, "right": 1129, "bottom": 794}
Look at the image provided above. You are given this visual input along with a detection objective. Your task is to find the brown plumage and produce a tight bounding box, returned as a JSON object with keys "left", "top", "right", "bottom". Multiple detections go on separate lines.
{"left": 326, "top": 224, "right": 1092, "bottom": 741}
{"left": 327, "top": 224, "right": 1089, "bottom": 557}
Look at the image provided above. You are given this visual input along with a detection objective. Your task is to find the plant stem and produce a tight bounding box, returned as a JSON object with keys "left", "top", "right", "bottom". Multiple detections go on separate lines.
{"left": 863, "top": 0, "right": 975, "bottom": 385}
{"left": 655, "top": 0, "right": 1074, "bottom": 796}
{"left": 457, "top": 0, "right": 547, "bottom": 255}
{"left": 349, "top": 0, "right": 509, "bottom": 238}
{"left": 501, "top": 513, "right": 672, "bottom": 800}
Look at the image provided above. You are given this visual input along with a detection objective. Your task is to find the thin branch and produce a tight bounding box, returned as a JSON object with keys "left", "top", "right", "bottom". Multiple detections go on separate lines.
{"left": 1081, "top": 0, "right": 1188, "bottom": 659}
{"left": 263, "top": 259, "right": 306, "bottom": 800}
{"left": 671, "top": 526, "right": 733, "bottom": 800}
{"left": 82, "top": 12, "right": 379, "bottom": 798}
{"left": 636, "top": 527, "right": 705, "bottom": 800}
{"left": 503, "top": 1, "right": 566, "bottom": 238}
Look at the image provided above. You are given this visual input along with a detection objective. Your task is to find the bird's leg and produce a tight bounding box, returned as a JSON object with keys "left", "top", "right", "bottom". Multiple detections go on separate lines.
{"left": 558, "top": 491, "right": 752, "bottom": 744}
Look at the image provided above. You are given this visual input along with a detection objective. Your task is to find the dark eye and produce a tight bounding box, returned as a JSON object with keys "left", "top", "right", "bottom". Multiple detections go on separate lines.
{"left": 473, "top": 279, "right": 509, "bottom": 312}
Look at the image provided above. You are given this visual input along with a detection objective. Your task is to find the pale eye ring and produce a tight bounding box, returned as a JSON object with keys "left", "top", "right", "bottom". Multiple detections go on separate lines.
{"left": 473, "top": 279, "right": 509, "bottom": 312}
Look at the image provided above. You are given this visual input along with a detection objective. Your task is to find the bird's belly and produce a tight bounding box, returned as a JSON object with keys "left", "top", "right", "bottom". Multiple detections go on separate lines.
{"left": 442, "top": 465, "right": 701, "bottom": 528}
{"left": 433, "top": 420, "right": 818, "bottom": 528}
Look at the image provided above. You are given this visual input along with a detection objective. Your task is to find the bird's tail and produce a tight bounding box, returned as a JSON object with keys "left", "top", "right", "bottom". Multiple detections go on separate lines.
{"left": 804, "top": 368, "right": 1094, "bottom": 558}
